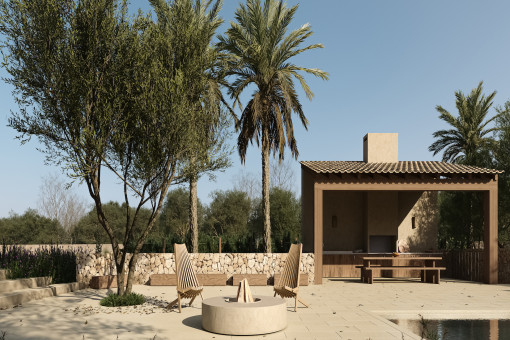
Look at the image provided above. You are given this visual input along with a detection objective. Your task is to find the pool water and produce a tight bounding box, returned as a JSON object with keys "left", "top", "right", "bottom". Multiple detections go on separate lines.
{"left": 389, "top": 319, "right": 510, "bottom": 340}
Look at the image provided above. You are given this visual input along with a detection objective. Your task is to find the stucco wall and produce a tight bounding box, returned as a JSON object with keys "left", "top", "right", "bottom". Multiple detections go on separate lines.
{"left": 76, "top": 251, "right": 315, "bottom": 285}
{"left": 363, "top": 133, "right": 398, "bottom": 163}
{"left": 366, "top": 191, "right": 398, "bottom": 251}
{"left": 398, "top": 191, "right": 439, "bottom": 252}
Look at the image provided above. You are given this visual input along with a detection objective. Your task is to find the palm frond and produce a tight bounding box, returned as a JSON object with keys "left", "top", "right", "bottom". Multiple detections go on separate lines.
{"left": 430, "top": 81, "right": 500, "bottom": 165}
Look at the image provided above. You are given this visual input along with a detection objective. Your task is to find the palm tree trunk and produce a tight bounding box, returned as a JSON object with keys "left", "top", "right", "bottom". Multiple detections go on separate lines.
{"left": 190, "top": 174, "right": 199, "bottom": 253}
{"left": 262, "top": 129, "right": 272, "bottom": 253}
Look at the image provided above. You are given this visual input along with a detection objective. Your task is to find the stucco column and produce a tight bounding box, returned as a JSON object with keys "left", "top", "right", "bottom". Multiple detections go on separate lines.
{"left": 314, "top": 186, "right": 323, "bottom": 284}
{"left": 484, "top": 185, "right": 498, "bottom": 284}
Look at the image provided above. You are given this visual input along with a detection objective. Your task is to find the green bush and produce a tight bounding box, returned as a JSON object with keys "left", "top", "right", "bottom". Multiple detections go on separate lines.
{"left": 0, "top": 244, "right": 76, "bottom": 283}
{"left": 100, "top": 292, "right": 146, "bottom": 307}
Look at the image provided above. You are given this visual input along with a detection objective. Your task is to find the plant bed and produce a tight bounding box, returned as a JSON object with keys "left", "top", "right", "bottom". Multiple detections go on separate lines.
{"left": 100, "top": 292, "right": 145, "bottom": 307}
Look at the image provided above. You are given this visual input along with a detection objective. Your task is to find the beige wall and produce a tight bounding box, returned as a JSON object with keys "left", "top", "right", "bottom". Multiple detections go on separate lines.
{"left": 367, "top": 191, "right": 398, "bottom": 236}
{"left": 322, "top": 191, "right": 364, "bottom": 251}
{"left": 363, "top": 133, "right": 398, "bottom": 163}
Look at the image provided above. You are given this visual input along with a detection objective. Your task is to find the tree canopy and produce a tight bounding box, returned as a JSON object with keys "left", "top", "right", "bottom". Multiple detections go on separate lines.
{"left": 157, "top": 187, "right": 204, "bottom": 243}
{"left": 429, "top": 81, "right": 501, "bottom": 165}
{"left": 430, "top": 82, "right": 505, "bottom": 249}
{"left": 71, "top": 202, "right": 152, "bottom": 245}
{"left": 0, "top": 209, "right": 67, "bottom": 244}
{"left": 250, "top": 187, "right": 301, "bottom": 250}
{"left": 0, "top": 0, "right": 225, "bottom": 295}
{"left": 204, "top": 189, "right": 252, "bottom": 238}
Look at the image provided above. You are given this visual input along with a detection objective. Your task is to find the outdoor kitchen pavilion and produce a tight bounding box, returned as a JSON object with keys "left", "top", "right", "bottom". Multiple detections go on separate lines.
{"left": 301, "top": 133, "right": 502, "bottom": 284}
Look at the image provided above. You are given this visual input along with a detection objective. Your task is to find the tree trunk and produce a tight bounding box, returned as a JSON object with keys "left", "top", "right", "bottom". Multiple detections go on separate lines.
{"left": 125, "top": 252, "right": 138, "bottom": 294}
{"left": 117, "top": 267, "right": 126, "bottom": 295}
{"left": 190, "top": 174, "right": 199, "bottom": 253}
{"left": 262, "top": 129, "right": 272, "bottom": 253}
{"left": 115, "top": 250, "right": 127, "bottom": 296}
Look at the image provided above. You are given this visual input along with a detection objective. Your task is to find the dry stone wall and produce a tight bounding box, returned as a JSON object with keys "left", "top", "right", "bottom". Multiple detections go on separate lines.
{"left": 77, "top": 251, "right": 315, "bottom": 285}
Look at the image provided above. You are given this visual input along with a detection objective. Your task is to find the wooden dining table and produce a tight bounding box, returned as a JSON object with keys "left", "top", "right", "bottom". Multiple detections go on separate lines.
{"left": 359, "top": 256, "right": 445, "bottom": 284}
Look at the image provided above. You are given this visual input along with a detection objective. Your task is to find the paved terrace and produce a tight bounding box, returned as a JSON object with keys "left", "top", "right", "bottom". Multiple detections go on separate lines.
{"left": 1, "top": 278, "right": 509, "bottom": 340}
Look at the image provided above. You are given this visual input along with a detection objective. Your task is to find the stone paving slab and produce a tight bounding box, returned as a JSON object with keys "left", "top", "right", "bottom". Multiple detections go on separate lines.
{"left": 0, "top": 278, "right": 509, "bottom": 339}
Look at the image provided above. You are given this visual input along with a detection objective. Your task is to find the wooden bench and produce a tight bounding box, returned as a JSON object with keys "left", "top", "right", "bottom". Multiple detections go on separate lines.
{"left": 198, "top": 274, "right": 227, "bottom": 286}
{"left": 232, "top": 274, "right": 267, "bottom": 286}
{"left": 149, "top": 273, "right": 227, "bottom": 286}
{"left": 360, "top": 256, "right": 445, "bottom": 284}
{"left": 273, "top": 273, "right": 309, "bottom": 286}
{"left": 90, "top": 275, "right": 121, "bottom": 289}
{"left": 149, "top": 274, "right": 177, "bottom": 286}
{"left": 361, "top": 266, "right": 446, "bottom": 284}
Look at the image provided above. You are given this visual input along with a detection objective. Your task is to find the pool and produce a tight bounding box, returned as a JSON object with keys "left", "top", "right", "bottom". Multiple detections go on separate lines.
{"left": 390, "top": 319, "right": 510, "bottom": 340}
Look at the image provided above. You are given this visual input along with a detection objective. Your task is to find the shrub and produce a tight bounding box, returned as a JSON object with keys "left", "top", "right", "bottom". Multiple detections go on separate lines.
{"left": 0, "top": 244, "right": 77, "bottom": 283}
{"left": 100, "top": 292, "right": 146, "bottom": 307}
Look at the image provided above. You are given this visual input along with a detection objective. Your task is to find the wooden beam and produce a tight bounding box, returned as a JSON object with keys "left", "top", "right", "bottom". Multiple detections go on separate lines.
{"left": 484, "top": 186, "right": 498, "bottom": 284}
{"left": 313, "top": 186, "right": 323, "bottom": 284}
{"left": 315, "top": 179, "right": 497, "bottom": 191}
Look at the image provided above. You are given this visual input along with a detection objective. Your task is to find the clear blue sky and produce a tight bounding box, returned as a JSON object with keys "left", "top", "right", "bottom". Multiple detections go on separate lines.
{"left": 1, "top": 0, "right": 510, "bottom": 217}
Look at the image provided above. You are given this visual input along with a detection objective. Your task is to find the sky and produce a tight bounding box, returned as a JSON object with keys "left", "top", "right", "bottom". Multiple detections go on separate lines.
{"left": 1, "top": 0, "right": 510, "bottom": 217}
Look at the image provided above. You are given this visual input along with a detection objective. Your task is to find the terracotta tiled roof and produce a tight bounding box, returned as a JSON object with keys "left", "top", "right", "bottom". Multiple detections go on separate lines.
{"left": 300, "top": 161, "right": 503, "bottom": 175}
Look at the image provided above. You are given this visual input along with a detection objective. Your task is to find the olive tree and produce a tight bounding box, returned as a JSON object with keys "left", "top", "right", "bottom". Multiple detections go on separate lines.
{"left": 150, "top": 0, "right": 232, "bottom": 253}
{"left": 1, "top": 0, "right": 212, "bottom": 294}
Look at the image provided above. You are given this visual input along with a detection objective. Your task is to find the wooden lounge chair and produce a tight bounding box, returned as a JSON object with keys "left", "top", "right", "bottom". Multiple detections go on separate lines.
{"left": 168, "top": 243, "right": 203, "bottom": 313}
{"left": 274, "top": 243, "right": 309, "bottom": 312}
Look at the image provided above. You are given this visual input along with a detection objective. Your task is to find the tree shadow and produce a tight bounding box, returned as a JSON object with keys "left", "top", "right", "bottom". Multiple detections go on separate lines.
{"left": 406, "top": 191, "right": 439, "bottom": 252}
{"left": 0, "top": 304, "right": 160, "bottom": 340}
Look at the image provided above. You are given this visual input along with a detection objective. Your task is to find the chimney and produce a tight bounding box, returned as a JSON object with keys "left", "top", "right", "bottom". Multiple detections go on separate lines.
{"left": 363, "top": 133, "right": 398, "bottom": 163}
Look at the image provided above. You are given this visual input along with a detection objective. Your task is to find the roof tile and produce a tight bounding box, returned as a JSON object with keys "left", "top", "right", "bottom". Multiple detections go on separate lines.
{"left": 300, "top": 161, "right": 503, "bottom": 175}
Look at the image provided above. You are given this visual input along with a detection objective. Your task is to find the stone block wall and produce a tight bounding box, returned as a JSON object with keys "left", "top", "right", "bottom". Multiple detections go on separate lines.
{"left": 76, "top": 251, "right": 315, "bottom": 285}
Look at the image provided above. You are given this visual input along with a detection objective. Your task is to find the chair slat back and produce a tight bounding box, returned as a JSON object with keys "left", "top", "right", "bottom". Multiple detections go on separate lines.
{"left": 277, "top": 243, "right": 302, "bottom": 289}
{"left": 174, "top": 244, "right": 200, "bottom": 290}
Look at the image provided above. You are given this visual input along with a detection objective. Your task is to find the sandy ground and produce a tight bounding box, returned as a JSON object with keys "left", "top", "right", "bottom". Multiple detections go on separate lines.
{"left": 1, "top": 278, "right": 510, "bottom": 340}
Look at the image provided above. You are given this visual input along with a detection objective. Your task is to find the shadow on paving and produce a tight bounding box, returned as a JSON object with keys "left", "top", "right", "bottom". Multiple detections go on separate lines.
{"left": 52, "top": 289, "right": 107, "bottom": 304}
{"left": 0, "top": 303, "right": 162, "bottom": 340}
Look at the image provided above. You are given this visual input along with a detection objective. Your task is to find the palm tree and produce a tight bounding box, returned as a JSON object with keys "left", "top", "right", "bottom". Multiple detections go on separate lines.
{"left": 218, "top": 0, "right": 328, "bottom": 252}
{"left": 429, "top": 81, "right": 501, "bottom": 165}
{"left": 430, "top": 81, "right": 503, "bottom": 249}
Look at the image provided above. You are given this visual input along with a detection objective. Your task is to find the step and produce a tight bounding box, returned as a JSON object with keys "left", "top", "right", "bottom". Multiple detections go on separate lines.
{"left": 0, "top": 282, "right": 87, "bottom": 310}
{"left": 0, "top": 277, "right": 52, "bottom": 293}
{"left": 49, "top": 282, "right": 88, "bottom": 295}
{"left": 0, "top": 286, "right": 55, "bottom": 309}
{"left": 0, "top": 269, "right": 6, "bottom": 281}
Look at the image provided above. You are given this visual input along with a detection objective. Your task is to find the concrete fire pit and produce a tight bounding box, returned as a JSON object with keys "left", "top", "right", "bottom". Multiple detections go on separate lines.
{"left": 201, "top": 295, "right": 287, "bottom": 335}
